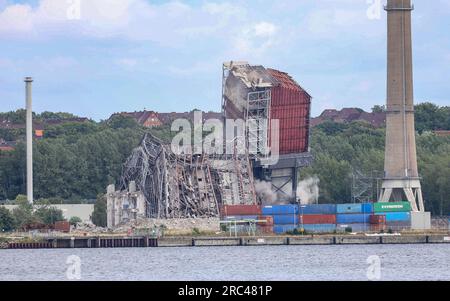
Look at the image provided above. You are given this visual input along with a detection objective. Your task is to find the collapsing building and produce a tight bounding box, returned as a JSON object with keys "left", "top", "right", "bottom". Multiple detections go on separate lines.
{"left": 107, "top": 133, "right": 257, "bottom": 227}
{"left": 107, "top": 62, "right": 313, "bottom": 227}
{"left": 222, "top": 61, "right": 313, "bottom": 202}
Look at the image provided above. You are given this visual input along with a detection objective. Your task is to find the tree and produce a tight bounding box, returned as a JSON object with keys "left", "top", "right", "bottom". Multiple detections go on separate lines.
{"left": 14, "top": 194, "right": 28, "bottom": 204}
{"left": 12, "top": 199, "right": 40, "bottom": 229}
{"left": 69, "top": 216, "right": 82, "bottom": 226}
{"left": 34, "top": 205, "right": 65, "bottom": 225}
{"left": 371, "top": 105, "right": 386, "bottom": 113}
{"left": 91, "top": 194, "right": 107, "bottom": 227}
{"left": 107, "top": 115, "right": 140, "bottom": 129}
{"left": 415, "top": 102, "right": 450, "bottom": 133}
{"left": 0, "top": 207, "right": 15, "bottom": 232}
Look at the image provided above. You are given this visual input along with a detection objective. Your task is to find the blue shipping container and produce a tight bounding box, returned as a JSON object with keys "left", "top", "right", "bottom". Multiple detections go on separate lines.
{"left": 273, "top": 214, "right": 299, "bottom": 225}
{"left": 337, "top": 203, "right": 363, "bottom": 214}
{"left": 273, "top": 224, "right": 297, "bottom": 234}
{"left": 336, "top": 213, "right": 371, "bottom": 224}
{"left": 262, "top": 205, "right": 298, "bottom": 215}
{"left": 377, "top": 212, "right": 411, "bottom": 222}
{"left": 336, "top": 203, "right": 373, "bottom": 214}
{"left": 336, "top": 223, "right": 370, "bottom": 232}
{"left": 302, "top": 224, "right": 336, "bottom": 233}
{"left": 298, "top": 204, "right": 336, "bottom": 215}
{"left": 362, "top": 203, "right": 373, "bottom": 213}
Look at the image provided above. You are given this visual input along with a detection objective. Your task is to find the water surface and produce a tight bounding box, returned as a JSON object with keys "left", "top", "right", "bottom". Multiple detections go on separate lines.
{"left": 1, "top": 244, "right": 449, "bottom": 281}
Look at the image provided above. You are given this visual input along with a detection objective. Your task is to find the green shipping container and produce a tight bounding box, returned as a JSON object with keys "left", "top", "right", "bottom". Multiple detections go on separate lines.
{"left": 373, "top": 202, "right": 411, "bottom": 213}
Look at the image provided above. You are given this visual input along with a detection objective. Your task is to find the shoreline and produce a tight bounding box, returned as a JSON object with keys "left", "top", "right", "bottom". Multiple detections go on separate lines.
{"left": 2, "top": 233, "right": 450, "bottom": 250}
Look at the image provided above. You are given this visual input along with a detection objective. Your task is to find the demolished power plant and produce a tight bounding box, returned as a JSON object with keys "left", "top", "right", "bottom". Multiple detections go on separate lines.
{"left": 106, "top": 0, "right": 432, "bottom": 232}
{"left": 107, "top": 62, "right": 313, "bottom": 228}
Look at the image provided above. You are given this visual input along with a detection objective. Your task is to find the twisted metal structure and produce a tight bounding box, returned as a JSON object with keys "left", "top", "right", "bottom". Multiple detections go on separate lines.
{"left": 120, "top": 133, "right": 256, "bottom": 219}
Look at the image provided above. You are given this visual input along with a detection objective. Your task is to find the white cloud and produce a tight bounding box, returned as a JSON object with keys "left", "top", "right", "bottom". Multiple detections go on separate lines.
{"left": 228, "top": 21, "right": 280, "bottom": 59}
{"left": 0, "top": 4, "right": 34, "bottom": 33}
{"left": 0, "top": 0, "right": 243, "bottom": 43}
{"left": 253, "top": 22, "right": 277, "bottom": 37}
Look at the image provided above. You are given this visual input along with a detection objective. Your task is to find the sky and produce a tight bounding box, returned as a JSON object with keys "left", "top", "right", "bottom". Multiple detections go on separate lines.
{"left": 0, "top": 0, "right": 449, "bottom": 120}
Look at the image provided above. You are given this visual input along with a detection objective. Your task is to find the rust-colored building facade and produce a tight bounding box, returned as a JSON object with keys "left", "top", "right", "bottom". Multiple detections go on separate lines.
{"left": 222, "top": 61, "right": 313, "bottom": 202}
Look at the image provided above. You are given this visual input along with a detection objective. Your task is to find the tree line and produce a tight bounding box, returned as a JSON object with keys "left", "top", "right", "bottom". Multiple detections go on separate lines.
{"left": 0, "top": 103, "right": 449, "bottom": 217}
{"left": 300, "top": 104, "right": 450, "bottom": 215}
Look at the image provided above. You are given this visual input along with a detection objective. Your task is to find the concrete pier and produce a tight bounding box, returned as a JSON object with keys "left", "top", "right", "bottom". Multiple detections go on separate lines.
{"left": 3, "top": 234, "right": 450, "bottom": 250}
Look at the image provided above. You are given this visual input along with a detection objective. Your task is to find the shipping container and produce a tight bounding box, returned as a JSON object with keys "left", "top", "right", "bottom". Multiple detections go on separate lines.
{"left": 273, "top": 214, "right": 299, "bottom": 225}
{"left": 221, "top": 205, "right": 261, "bottom": 216}
{"left": 362, "top": 203, "right": 373, "bottom": 213}
{"left": 370, "top": 224, "right": 387, "bottom": 232}
{"left": 54, "top": 221, "right": 70, "bottom": 233}
{"left": 370, "top": 214, "right": 387, "bottom": 225}
{"left": 376, "top": 212, "right": 411, "bottom": 222}
{"left": 257, "top": 216, "right": 274, "bottom": 226}
{"left": 373, "top": 202, "right": 411, "bottom": 213}
{"left": 298, "top": 204, "right": 336, "bottom": 215}
{"left": 262, "top": 204, "right": 298, "bottom": 215}
{"left": 336, "top": 203, "right": 373, "bottom": 214}
{"left": 337, "top": 203, "right": 362, "bottom": 214}
{"left": 336, "top": 213, "right": 371, "bottom": 224}
{"left": 299, "top": 214, "right": 336, "bottom": 225}
{"left": 273, "top": 224, "right": 297, "bottom": 234}
{"left": 336, "top": 223, "right": 369, "bottom": 232}
{"left": 301, "top": 224, "right": 336, "bottom": 233}
{"left": 222, "top": 215, "right": 259, "bottom": 221}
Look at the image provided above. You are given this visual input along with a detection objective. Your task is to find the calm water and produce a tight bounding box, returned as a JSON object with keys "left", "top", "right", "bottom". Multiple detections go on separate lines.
{"left": 0, "top": 244, "right": 449, "bottom": 281}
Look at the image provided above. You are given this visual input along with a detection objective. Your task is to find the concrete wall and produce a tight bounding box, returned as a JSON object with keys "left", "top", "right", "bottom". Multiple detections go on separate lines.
{"left": 411, "top": 211, "right": 431, "bottom": 230}
{"left": 1, "top": 204, "right": 94, "bottom": 222}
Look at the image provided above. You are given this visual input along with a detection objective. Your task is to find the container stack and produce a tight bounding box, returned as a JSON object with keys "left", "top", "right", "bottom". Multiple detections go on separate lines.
{"left": 220, "top": 202, "right": 413, "bottom": 235}
{"left": 373, "top": 202, "right": 412, "bottom": 231}
{"left": 335, "top": 203, "right": 372, "bottom": 233}
{"left": 298, "top": 204, "right": 337, "bottom": 233}
{"left": 220, "top": 205, "right": 273, "bottom": 234}
{"left": 369, "top": 214, "right": 387, "bottom": 232}
{"left": 262, "top": 205, "right": 299, "bottom": 234}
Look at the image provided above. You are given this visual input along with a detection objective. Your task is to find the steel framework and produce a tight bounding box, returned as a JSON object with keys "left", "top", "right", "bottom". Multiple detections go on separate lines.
{"left": 119, "top": 133, "right": 257, "bottom": 219}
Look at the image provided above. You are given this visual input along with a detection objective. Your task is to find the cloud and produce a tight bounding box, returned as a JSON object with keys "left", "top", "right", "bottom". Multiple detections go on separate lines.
{"left": 0, "top": 1, "right": 242, "bottom": 43}
{"left": 0, "top": 1, "right": 281, "bottom": 56}
{"left": 0, "top": 4, "right": 34, "bottom": 33}
{"left": 228, "top": 21, "right": 280, "bottom": 59}
{"left": 253, "top": 22, "right": 278, "bottom": 37}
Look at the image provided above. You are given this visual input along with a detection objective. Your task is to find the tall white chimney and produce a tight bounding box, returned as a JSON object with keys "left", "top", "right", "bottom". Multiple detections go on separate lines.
{"left": 25, "top": 77, "right": 33, "bottom": 204}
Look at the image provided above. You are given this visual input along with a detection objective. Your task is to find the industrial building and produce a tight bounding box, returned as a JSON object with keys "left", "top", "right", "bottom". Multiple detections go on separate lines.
{"left": 107, "top": 132, "right": 257, "bottom": 227}
{"left": 222, "top": 61, "right": 313, "bottom": 202}
{"left": 107, "top": 62, "right": 313, "bottom": 227}
{"left": 106, "top": 0, "right": 432, "bottom": 232}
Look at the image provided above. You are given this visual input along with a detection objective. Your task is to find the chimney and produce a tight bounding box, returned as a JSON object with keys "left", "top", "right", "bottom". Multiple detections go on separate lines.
{"left": 25, "top": 77, "right": 33, "bottom": 204}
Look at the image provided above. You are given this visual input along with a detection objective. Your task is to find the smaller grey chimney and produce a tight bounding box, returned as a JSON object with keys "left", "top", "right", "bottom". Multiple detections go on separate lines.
{"left": 25, "top": 77, "right": 33, "bottom": 204}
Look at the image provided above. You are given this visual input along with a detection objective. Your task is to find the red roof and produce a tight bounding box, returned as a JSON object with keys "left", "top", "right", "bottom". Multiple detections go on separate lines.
{"left": 267, "top": 68, "right": 304, "bottom": 93}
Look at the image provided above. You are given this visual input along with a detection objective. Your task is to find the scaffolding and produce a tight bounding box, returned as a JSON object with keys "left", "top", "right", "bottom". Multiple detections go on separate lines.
{"left": 245, "top": 90, "right": 271, "bottom": 158}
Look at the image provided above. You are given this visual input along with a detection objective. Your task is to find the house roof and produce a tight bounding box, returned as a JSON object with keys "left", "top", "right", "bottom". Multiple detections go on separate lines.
{"left": 113, "top": 111, "right": 160, "bottom": 124}
{"left": 312, "top": 108, "right": 386, "bottom": 128}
